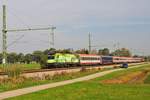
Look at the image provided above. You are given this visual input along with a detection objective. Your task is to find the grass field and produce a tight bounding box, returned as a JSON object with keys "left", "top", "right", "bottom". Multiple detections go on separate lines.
{"left": 144, "top": 73, "right": 150, "bottom": 84}
{"left": 0, "top": 63, "right": 41, "bottom": 71}
{"left": 6, "top": 64, "right": 150, "bottom": 100}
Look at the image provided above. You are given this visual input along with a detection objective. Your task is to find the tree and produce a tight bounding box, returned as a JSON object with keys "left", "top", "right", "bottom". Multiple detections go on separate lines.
{"left": 98, "top": 48, "right": 110, "bottom": 55}
{"left": 33, "top": 51, "right": 43, "bottom": 63}
{"left": 112, "top": 48, "right": 132, "bottom": 57}
{"left": 39, "top": 54, "right": 48, "bottom": 68}
{"left": 98, "top": 49, "right": 103, "bottom": 55}
{"left": 91, "top": 49, "right": 98, "bottom": 54}
{"left": 7, "top": 52, "right": 18, "bottom": 63}
{"left": 75, "top": 49, "right": 89, "bottom": 54}
{"left": 103, "top": 48, "right": 110, "bottom": 55}
{"left": 133, "top": 55, "right": 140, "bottom": 57}
{"left": 56, "top": 49, "right": 72, "bottom": 54}
{"left": 44, "top": 48, "right": 56, "bottom": 55}
{"left": 0, "top": 53, "right": 2, "bottom": 64}
{"left": 145, "top": 56, "right": 150, "bottom": 62}
{"left": 24, "top": 53, "right": 33, "bottom": 64}
{"left": 17, "top": 53, "right": 25, "bottom": 63}
{"left": 33, "top": 50, "right": 49, "bottom": 68}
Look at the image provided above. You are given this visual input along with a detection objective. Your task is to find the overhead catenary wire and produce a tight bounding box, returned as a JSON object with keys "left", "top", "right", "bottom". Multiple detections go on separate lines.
{"left": 7, "top": 34, "right": 25, "bottom": 47}
{"left": 4, "top": 6, "right": 55, "bottom": 48}
{"left": 7, "top": 8, "right": 31, "bottom": 29}
{"left": 2, "top": 6, "right": 31, "bottom": 48}
{"left": 1, "top": 4, "right": 56, "bottom": 66}
{"left": 0, "top": 2, "right": 55, "bottom": 49}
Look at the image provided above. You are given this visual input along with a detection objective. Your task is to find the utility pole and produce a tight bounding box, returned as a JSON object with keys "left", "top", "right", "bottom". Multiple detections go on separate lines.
{"left": 50, "top": 27, "right": 56, "bottom": 48}
{"left": 2, "top": 5, "right": 7, "bottom": 66}
{"left": 88, "top": 33, "right": 91, "bottom": 54}
{"left": 1, "top": 4, "right": 56, "bottom": 67}
{"left": 117, "top": 42, "right": 120, "bottom": 50}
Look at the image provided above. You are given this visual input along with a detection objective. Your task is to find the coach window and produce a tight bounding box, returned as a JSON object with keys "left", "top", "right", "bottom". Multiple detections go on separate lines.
{"left": 115, "top": 58, "right": 119, "bottom": 60}
{"left": 83, "top": 57, "right": 85, "bottom": 60}
{"left": 92, "top": 58, "right": 94, "bottom": 60}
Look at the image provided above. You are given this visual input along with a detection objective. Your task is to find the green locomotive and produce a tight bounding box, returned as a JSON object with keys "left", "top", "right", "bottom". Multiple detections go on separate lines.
{"left": 47, "top": 53, "right": 79, "bottom": 67}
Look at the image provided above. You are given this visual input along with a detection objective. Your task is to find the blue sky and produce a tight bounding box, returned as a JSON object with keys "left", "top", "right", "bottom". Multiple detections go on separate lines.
{"left": 0, "top": 0, "right": 150, "bottom": 55}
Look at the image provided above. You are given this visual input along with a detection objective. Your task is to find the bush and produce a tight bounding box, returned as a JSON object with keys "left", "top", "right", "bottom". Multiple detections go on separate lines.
{"left": 40, "top": 54, "right": 48, "bottom": 69}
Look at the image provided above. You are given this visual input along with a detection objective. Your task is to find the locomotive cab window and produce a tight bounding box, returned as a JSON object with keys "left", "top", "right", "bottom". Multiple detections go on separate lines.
{"left": 48, "top": 56, "right": 55, "bottom": 59}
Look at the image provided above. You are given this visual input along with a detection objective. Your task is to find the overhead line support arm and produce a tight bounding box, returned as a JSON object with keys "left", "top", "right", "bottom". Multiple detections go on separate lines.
{"left": 6, "top": 27, "right": 56, "bottom": 32}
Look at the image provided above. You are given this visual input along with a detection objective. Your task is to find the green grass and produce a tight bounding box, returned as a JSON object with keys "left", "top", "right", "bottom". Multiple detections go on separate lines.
{"left": 19, "top": 63, "right": 41, "bottom": 70}
{"left": 7, "top": 83, "right": 150, "bottom": 100}
{"left": 6, "top": 64, "right": 150, "bottom": 100}
{"left": 144, "top": 73, "right": 150, "bottom": 84}
{"left": 0, "top": 63, "right": 41, "bottom": 71}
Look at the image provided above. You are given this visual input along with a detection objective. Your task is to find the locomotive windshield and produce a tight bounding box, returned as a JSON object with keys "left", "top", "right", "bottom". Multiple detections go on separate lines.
{"left": 48, "top": 55, "right": 55, "bottom": 59}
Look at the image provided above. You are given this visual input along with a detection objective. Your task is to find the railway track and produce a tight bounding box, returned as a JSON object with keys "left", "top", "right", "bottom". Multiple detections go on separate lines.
{"left": 0, "top": 64, "right": 117, "bottom": 75}
{"left": 0, "top": 67, "right": 77, "bottom": 75}
{"left": 0, "top": 63, "right": 145, "bottom": 78}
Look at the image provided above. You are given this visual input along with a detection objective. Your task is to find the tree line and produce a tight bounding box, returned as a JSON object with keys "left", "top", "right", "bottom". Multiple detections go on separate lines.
{"left": 0, "top": 48, "right": 148, "bottom": 65}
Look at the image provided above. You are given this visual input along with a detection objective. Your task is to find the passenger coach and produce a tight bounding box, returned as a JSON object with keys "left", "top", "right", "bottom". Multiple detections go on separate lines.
{"left": 78, "top": 54, "right": 101, "bottom": 65}
{"left": 113, "top": 56, "right": 144, "bottom": 64}
{"left": 101, "top": 56, "right": 113, "bottom": 65}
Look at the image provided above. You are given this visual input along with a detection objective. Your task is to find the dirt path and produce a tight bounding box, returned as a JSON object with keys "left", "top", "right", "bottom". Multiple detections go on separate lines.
{"left": 0, "top": 64, "right": 146, "bottom": 100}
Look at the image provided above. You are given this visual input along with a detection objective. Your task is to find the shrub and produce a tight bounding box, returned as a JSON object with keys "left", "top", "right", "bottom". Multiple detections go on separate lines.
{"left": 113, "top": 66, "right": 119, "bottom": 69}
{"left": 98, "top": 67, "right": 102, "bottom": 70}
{"left": 42, "top": 74, "right": 52, "bottom": 80}
{"left": 40, "top": 54, "right": 48, "bottom": 69}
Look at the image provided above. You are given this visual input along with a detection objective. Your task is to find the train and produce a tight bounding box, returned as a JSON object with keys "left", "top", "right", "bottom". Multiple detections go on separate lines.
{"left": 46, "top": 53, "right": 144, "bottom": 68}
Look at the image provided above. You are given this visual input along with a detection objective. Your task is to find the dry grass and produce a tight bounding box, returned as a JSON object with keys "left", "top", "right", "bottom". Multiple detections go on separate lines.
{"left": 113, "top": 65, "right": 120, "bottom": 69}
{"left": 2, "top": 64, "right": 23, "bottom": 78}
{"left": 0, "top": 68, "right": 101, "bottom": 92}
{"left": 101, "top": 70, "right": 150, "bottom": 84}
{"left": 0, "top": 77, "right": 26, "bottom": 83}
